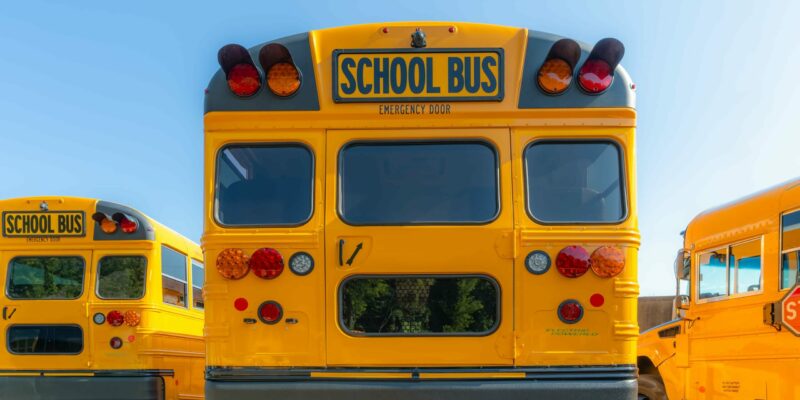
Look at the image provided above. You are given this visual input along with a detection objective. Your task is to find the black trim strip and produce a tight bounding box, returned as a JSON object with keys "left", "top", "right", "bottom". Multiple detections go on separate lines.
{"left": 0, "top": 369, "right": 174, "bottom": 377}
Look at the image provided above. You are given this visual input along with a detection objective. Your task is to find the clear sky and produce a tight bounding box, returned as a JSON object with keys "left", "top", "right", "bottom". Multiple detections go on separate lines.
{"left": 1, "top": 1, "right": 798, "bottom": 295}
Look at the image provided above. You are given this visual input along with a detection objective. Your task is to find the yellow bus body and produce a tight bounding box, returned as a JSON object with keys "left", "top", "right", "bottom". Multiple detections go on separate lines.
{"left": 0, "top": 197, "right": 204, "bottom": 400}
{"left": 203, "top": 22, "right": 639, "bottom": 400}
{"left": 638, "top": 178, "right": 800, "bottom": 399}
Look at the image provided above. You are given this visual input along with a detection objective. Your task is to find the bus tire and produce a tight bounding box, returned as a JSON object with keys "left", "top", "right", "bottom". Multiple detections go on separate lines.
{"left": 638, "top": 374, "right": 667, "bottom": 400}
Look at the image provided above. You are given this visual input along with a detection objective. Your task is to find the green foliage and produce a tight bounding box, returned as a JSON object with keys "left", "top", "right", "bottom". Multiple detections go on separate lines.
{"left": 8, "top": 257, "right": 84, "bottom": 299}
{"left": 97, "top": 256, "right": 146, "bottom": 299}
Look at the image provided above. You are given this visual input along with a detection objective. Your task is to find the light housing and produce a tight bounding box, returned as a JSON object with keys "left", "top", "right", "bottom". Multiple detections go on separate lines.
{"left": 578, "top": 38, "right": 625, "bottom": 94}
{"left": 558, "top": 299, "right": 584, "bottom": 324}
{"left": 525, "top": 250, "right": 551, "bottom": 275}
{"left": 259, "top": 43, "right": 301, "bottom": 97}
{"left": 216, "top": 248, "right": 250, "bottom": 279}
{"left": 112, "top": 213, "right": 139, "bottom": 234}
{"left": 92, "top": 212, "right": 117, "bottom": 234}
{"left": 218, "top": 44, "right": 261, "bottom": 97}
{"left": 555, "top": 246, "right": 590, "bottom": 278}
{"left": 258, "top": 301, "right": 283, "bottom": 324}
{"left": 590, "top": 246, "right": 626, "bottom": 278}
{"left": 109, "top": 337, "right": 123, "bottom": 349}
{"left": 92, "top": 312, "right": 106, "bottom": 325}
{"left": 106, "top": 310, "right": 124, "bottom": 327}
{"left": 537, "top": 38, "right": 580, "bottom": 95}
{"left": 250, "top": 248, "right": 284, "bottom": 279}
{"left": 289, "top": 252, "right": 314, "bottom": 276}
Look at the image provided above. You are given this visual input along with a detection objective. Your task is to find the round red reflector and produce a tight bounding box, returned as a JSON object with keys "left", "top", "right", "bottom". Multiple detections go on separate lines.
{"left": 578, "top": 58, "right": 613, "bottom": 93}
{"left": 590, "top": 293, "right": 605, "bottom": 307}
{"left": 555, "top": 246, "right": 590, "bottom": 278}
{"left": 127, "top": 335, "right": 136, "bottom": 343}
{"left": 590, "top": 246, "right": 626, "bottom": 278}
{"left": 258, "top": 301, "right": 283, "bottom": 324}
{"left": 110, "top": 337, "right": 123, "bottom": 349}
{"left": 250, "top": 248, "right": 284, "bottom": 279}
{"left": 558, "top": 300, "right": 584, "bottom": 324}
{"left": 234, "top": 297, "right": 249, "bottom": 311}
{"left": 227, "top": 63, "right": 261, "bottom": 97}
{"left": 107, "top": 310, "right": 124, "bottom": 327}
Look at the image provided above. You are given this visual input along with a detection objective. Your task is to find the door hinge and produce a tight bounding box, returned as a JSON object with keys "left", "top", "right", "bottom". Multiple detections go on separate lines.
{"left": 763, "top": 302, "right": 782, "bottom": 331}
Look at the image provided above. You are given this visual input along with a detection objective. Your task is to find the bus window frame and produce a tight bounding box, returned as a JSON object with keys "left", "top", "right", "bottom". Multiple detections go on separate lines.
{"left": 6, "top": 323, "right": 84, "bottom": 355}
{"left": 337, "top": 273, "right": 502, "bottom": 337}
{"left": 780, "top": 208, "right": 800, "bottom": 291}
{"left": 5, "top": 255, "right": 86, "bottom": 301}
{"left": 161, "top": 245, "right": 189, "bottom": 309}
{"left": 95, "top": 255, "right": 148, "bottom": 301}
{"left": 336, "top": 139, "right": 502, "bottom": 227}
{"left": 522, "top": 138, "right": 629, "bottom": 226}
{"left": 190, "top": 259, "right": 205, "bottom": 310}
{"left": 212, "top": 142, "right": 316, "bottom": 229}
{"left": 694, "top": 237, "right": 764, "bottom": 304}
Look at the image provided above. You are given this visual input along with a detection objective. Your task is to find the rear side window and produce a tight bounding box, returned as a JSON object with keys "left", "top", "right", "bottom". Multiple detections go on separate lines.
{"left": 191, "top": 260, "right": 204, "bottom": 310}
{"left": 340, "top": 141, "right": 498, "bottom": 224}
{"left": 525, "top": 141, "right": 625, "bottom": 223}
{"left": 8, "top": 325, "right": 82, "bottom": 354}
{"left": 782, "top": 210, "right": 800, "bottom": 289}
{"left": 7, "top": 257, "right": 84, "bottom": 299}
{"left": 162, "top": 246, "right": 187, "bottom": 307}
{"left": 215, "top": 144, "right": 313, "bottom": 226}
{"left": 340, "top": 275, "right": 499, "bottom": 336}
{"left": 96, "top": 256, "right": 147, "bottom": 299}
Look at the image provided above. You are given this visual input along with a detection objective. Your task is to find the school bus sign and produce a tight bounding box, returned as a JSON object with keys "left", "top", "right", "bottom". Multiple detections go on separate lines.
{"left": 781, "top": 285, "right": 800, "bottom": 336}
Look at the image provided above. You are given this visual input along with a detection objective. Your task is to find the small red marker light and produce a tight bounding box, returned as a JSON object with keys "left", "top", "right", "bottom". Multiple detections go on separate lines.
{"left": 382, "top": 27, "right": 389, "bottom": 33}
{"left": 250, "top": 248, "right": 284, "bottom": 279}
{"left": 127, "top": 335, "right": 136, "bottom": 343}
{"left": 107, "top": 310, "right": 124, "bottom": 327}
{"left": 590, "top": 293, "right": 605, "bottom": 307}
{"left": 448, "top": 26, "right": 456, "bottom": 33}
{"left": 234, "top": 297, "right": 249, "bottom": 311}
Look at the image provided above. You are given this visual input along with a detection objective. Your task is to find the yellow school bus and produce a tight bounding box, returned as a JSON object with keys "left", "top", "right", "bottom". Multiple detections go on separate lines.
{"left": 0, "top": 197, "right": 205, "bottom": 400}
{"left": 637, "top": 177, "right": 800, "bottom": 399}
{"left": 203, "top": 22, "right": 639, "bottom": 400}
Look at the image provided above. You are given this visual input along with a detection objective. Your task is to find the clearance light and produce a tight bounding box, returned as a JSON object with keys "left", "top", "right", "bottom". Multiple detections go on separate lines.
{"left": 590, "top": 293, "right": 605, "bottom": 307}
{"left": 259, "top": 43, "right": 301, "bottom": 97}
{"left": 289, "top": 252, "right": 314, "bottom": 276}
{"left": 537, "top": 38, "right": 580, "bottom": 95}
{"left": 258, "top": 301, "right": 283, "bottom": 325}
{"left": 216, "top": 248, "right": 250, "bottom": 279}
{"left": 234, "top": 297, "right": 249, "bottom": 311}
{"left": 590, "top": 246, "right": 626, "bottom": 278}
{"left": 250, "top": 248, "right": 284, "bottom": 279}
{"left": 218, "top": 44, "right": 261, "bottom": 97}
{"left": 555, "top": 246, "right": 590, "bottom": 278}
{"left": 578, "top": 38, "right": 625, "bottom": 94}
{"left": 107, "top": 310, "right": 124, "bottom": 327}
{"left": 124, "top": 310, "right": 141, "bottom": 327}
{"left": 110, "top": 337, "right": 123, "bottom": 350}
{"left": 92, "top": 212, "right": 117, "bottom": 234}
{"left": 558, "top": 300, "right": 584, "bottom": 324}
{"left": 112, "top": 213, "right": 138, "bottom": 234}
{"left": 524, "top": 250, "right": 551, "bottom": 275}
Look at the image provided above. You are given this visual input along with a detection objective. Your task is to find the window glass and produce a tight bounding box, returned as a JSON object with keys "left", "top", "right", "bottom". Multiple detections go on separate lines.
{"left": 215, "top": 145, "right": 313, "bottom": 226}
{"left": 191, "top": 260, "right": 204, "bottom": 309}
{"left": 8, "top": 325, "right": 82, "bottom": 354}
{"left": 783, "top": 210, "right": 800, "bottom": 251}
{"left": 782, "top": 211, "right": 800, "bottom": 289}
{"left": 783, "top": 251, "right": 800, "bottom": 289}
{"left": 698, "top": 249, "right": 728, "bottom": 300}
{"left": 730, "top": 240, "right": 762, "bottom": 294}
{"left": 7, "top": 257, "right": 84, "bottom": 299}
{"left": 161, "top": 246, "right": 187, "bottom": 307}
{"left": 96, "top": 256, "right": 146, "bottom": 299}
{"left": 340, "top": 142, "right": 498, "bottom": 224}
{"left": 340, "top": 276, "right": 499, "bottom": 335}
{"left": 525, "top": 141, "right": 625, "bottom": 223}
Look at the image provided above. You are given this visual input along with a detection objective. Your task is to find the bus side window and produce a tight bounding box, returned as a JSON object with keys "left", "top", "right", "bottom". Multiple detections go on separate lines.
{"left": 191, "top": 260, "right": 204, "bottom": 310}
{"left": 161, "top": 245, "right": 188, "bottom": 308}
{"left": 782, "top": 210, "right": 800, "bottom": 289}
{"left": 698, "top": 249, "right": 728, "bottom": 300}
{"left": 729, "top": 239, "right": 762, "bottom": 294}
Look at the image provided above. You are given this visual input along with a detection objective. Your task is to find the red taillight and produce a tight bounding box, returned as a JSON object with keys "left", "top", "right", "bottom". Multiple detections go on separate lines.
{"left": 555, "top": 246, "right": 590, "bottom": 278}
{"left": 558, "top": 300, "right": 584, "bottom": 324}
{"left": 228, "top": 63, "right": 261, "bottom": 97}
{"left": 107, "top": 310, "right": 124, "bottom": 326}
{"left": 112, "top": 213, "right": 138, "bottom": 234}
{"left": 590, "top": 246, "right": 626, "bottom": 278}
{"left": 258, "top": 301, "right": 283, "bottom": 324}
{"left": 250, "top": 248, "right": 284, "bottom": 279}
{"left": 578, "top": 59, "right": 613, "bottom": 93}
{"left": 110, "top": 337, "right": 123, "bottom": 349}
{"left": 234, "top": 297, "right": 249, "bottom": 311}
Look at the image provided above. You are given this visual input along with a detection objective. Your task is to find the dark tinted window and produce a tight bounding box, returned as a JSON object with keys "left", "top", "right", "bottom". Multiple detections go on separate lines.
{"left": 96, "top": 256, "right": 146, "bottom": 299}
{"left": 215, "top": 144, "right": 313, "bottom": 226}
{"left": 525, "top": 141, "right": 625, "bottom": 223}
{"left": 8, "top": 325, "right": 82, "bottom": 354}
{"left": 191, "top": 260, "right": 204, "bottom": 309}
{"left": 340, "top": 142, "right": 498, "bottom": 224}
{"left": 162, "top": 246, "right": 187, "bottom": 307}
{"left": 341, "top": 276, "right": 499, "bottom": 335}
{"left": 7, "top": 257, "right": 84, "bottom": 299}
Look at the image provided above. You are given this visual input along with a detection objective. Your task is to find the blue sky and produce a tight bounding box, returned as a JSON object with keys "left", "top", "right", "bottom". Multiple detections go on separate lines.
{"left": 1, "top": 1, "right": 798, "bottom": 295}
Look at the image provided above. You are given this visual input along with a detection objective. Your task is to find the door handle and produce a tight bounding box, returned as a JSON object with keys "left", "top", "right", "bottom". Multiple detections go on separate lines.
{"left": 338, "top": 239, "right": 345, "bottom": 266}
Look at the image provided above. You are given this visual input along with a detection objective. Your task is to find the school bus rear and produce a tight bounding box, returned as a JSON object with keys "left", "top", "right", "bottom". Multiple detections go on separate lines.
{"left": 203, "top": 22, "right": 639, "bottom": 400}
{"left": 0, "top": 197, "right": 204, "bottom": 400}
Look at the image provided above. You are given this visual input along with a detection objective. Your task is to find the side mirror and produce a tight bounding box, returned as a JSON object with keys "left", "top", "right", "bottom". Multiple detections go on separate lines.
{"left": 673, "top": 295, "right": 690, "bottom": 319}
{"left": 674, "top": 249, "right": 691, "bottom": 281}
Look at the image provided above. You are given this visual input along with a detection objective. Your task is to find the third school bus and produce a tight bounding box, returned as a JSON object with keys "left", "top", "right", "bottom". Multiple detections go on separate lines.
{"left": 202, "top": 22, "right": 639, "bottom": 399}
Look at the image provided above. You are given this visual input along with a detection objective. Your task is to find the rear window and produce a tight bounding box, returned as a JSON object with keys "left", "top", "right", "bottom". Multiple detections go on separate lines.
{"left": 525, "top": 141, "right": 625, "bottom": 223}
{"left": 8, "top": 325, "right": 82, "bottom": 354}
{"left": 96, "top": 256, "right": 146, "bottom": 299}
{"left": 7, "top": 257, "right": 84, "bottom": 300}
{"left": 340, "top": 275, "right": 499, "bottom": 336}
{"left": 340, "top": 141, "right": 498, "bottom": 224}
{"left": 215, "top": 144, "right": 313, "bottom": 226}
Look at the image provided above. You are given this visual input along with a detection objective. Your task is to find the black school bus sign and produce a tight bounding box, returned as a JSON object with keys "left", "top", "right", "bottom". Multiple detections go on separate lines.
{"left": 333, "top": 49, "right": 504, "bottom": 102}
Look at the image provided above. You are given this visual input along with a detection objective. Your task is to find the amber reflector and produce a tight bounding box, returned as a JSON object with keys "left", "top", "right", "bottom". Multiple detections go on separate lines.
{"left": 124, "top": 310, "right": 141, "bottom": 327}
{"left": 590, "top": 246, "right": 626, "bottom": 278}
{"left": 538, "top": 58, "right": 573, "bottom": 94}
{"left": 267, "top": 62, "right": 301, "bottom": 96}
{"left": 216, "top": 248, "right": 250, "bottom": 279}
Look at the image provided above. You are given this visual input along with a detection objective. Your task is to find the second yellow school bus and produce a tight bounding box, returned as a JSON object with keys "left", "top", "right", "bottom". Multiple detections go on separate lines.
{"left": 203, "top": 22, "right": 639, "bottom": 399}
{"left": 637, "top": 177, "right": 800, "bottom": 399}
{"left": 0, "top": 197, "right": 205, "bottom": 400}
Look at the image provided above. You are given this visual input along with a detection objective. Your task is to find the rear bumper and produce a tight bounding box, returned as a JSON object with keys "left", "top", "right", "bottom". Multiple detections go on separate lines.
{"left": 0, "top": 371, "right": 168, "bottom": 400}
{"left": 205, "top": 365, "right": 637, "bottom": 400}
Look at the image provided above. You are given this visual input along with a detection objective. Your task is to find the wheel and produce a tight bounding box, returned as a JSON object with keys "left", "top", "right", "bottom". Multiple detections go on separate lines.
{"left": 638, "top": 374, "right": 667, "bottom": 400}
